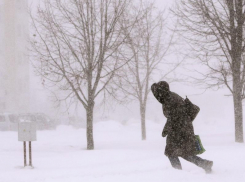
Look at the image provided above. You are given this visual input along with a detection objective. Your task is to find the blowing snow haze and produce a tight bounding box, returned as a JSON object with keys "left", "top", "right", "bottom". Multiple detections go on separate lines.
{"left": 0, "top": 0, "right": 235, "bottom": 125}
{"left": 0, "top": 0, "right": 245, "bottom": 181}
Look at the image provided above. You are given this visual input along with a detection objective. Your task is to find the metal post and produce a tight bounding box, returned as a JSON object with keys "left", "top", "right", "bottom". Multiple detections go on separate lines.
{"left": 23, "top": 141, "right": 26, "bottom": 167}
{"left": 29, "top": 141, "right": 32, "bottom": 167}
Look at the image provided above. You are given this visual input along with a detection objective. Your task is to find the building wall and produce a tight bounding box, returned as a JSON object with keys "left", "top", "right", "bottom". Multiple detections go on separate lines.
{"left": 0, "top": 0, "right": 30, "bottom": 113}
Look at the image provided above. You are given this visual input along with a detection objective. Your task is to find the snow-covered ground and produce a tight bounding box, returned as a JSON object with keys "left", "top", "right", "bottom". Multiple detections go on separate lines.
{"left": 1, "top": 119, "right": 245, "bottom": 182}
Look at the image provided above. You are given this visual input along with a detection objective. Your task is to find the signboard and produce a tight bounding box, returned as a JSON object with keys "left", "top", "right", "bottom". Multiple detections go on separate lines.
{"left": 18, "top": 121, "right": 37, "bottom": 141}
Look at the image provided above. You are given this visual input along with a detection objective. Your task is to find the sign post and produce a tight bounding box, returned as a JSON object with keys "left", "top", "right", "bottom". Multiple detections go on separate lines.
{"left": 29, "top": 141, "right": 32, "bottom": 166}
{"left": 18, "top": 121, "right": 36, "bottom": 167}
{"left": 23, "top": 141, "right": 27, "bottom": 167}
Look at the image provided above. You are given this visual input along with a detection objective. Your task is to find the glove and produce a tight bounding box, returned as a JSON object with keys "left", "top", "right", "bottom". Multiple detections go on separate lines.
{"left": 162, "top": 119, "right": 170, "bottom": 137}
{"left": 162, "top": 128, "right": 168, "bottom": 137}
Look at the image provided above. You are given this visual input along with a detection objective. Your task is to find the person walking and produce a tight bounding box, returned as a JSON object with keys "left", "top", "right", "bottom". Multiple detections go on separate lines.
{"left": 151, "top": 81, "right": 213, "bottom": 173}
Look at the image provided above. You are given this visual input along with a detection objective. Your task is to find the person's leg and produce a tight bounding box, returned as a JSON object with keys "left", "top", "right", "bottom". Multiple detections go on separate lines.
{"left": 168, "top": 156, "right": 182, "bottom": 170}
{"left": 181, "top": 155, "right": 213, "bottom": 173}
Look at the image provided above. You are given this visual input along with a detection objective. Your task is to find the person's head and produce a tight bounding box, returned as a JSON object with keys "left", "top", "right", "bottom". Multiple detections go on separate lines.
{"left": 157, "top": 81, "right": 170, "bottom": 92}
{"left": 151, "top": 81, "right": 171, "bottom": 104}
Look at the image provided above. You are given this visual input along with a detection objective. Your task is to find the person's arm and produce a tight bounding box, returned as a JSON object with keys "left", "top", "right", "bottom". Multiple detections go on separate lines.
{"left": 161, "top": 100, "right": 171, "bottom": 137}
{"left": 162, "top": 119, "right": 170, "bottom": 137}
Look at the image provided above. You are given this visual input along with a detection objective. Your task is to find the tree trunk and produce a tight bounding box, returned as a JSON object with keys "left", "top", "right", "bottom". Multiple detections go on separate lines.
{"left": 230, "top": 0, "right": 244, "bottom": 143}
{"left": 86, "top": 100, "right": 95, "bottom": 150}
{"left": 140, "top": 104, "right": 146, "bottom": 140}
{"left": 233, "top": 80, "right": 244, "bottom": 143}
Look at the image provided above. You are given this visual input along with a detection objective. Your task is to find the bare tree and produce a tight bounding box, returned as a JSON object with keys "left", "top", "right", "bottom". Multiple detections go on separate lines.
{"left": 30, "top": 0, "right": 135, "bottom": 149}
{"left": 110, "top": 1, "right": 178, "bottom": 140}
{"left": 173, "top": 0, "right": 245, "bottom": 142}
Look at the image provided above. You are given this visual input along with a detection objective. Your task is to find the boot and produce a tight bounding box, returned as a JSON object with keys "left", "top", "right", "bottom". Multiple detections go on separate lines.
{"left": 168, "top": 156, "right": 182, "bottom": 170}
{"left": 202, "top": 160, "right": 213, "bottom": 174}
{"left": 173, "top": 165, "right": 182, "bottom": 170}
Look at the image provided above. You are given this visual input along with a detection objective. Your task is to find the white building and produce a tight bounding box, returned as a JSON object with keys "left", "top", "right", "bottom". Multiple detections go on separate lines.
{"left": 0, "top": 0, "right": 30, "bottom": 112}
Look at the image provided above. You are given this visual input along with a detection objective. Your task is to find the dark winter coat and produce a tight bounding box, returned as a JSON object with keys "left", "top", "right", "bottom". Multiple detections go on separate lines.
{"left": 151, "top": 82, "right": 197, "bottom": 157}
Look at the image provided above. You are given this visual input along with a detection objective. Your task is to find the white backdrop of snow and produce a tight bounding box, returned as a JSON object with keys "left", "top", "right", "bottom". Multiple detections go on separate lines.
{"left": 0, "top": 118, "right": 245, "bottom": 182}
